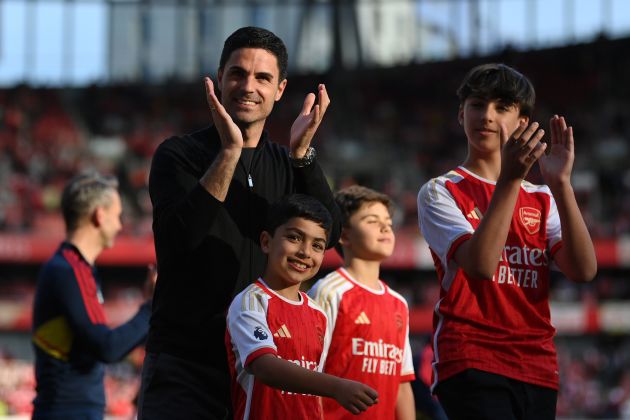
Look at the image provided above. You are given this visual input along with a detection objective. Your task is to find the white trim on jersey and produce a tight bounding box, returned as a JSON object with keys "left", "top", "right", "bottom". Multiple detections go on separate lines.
{"left": 430, "top": 297, "right": 445, "bottom": 393}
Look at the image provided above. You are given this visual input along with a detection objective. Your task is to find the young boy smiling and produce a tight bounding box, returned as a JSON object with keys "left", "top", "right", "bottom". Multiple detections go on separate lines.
{"left": 225, "top": 194, "right": 378, "bottom": 419}
{"left": 417, "top": 63, "right": 597, "bottom": 419}
{"left": 308, "top": 186, "right": 416, "bottom": 420}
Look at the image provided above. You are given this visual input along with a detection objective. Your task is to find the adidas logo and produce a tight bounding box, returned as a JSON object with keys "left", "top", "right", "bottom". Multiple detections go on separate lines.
{"left": 354, "top": 312, "right": 371, "bottom": 325}
{"left": 273, "top": 324, "right": 292, "bottom": 338}
{"left": 466, "top": 207, "right": 482, "bottom": 220}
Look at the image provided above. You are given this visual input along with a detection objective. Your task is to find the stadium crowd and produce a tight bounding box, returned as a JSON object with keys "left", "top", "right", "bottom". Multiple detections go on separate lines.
{"left": 1, "top": 36, "right": 630, "bottom": 418}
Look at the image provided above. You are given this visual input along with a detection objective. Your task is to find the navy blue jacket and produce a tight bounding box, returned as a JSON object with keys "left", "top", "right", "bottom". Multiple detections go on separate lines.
{"left": 32, "top": 242, "right": 151, "bottom": 413}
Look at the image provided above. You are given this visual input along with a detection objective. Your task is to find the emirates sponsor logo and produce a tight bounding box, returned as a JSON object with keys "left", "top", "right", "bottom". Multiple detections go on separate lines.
{"left": 351, "top": 338, "right": 403, "bottom": 363}
{"left": 519, "top": 207, "right": 541, "bottom": 234}
{"left": 500, "top": 245, "right": 549, "bottom": 267}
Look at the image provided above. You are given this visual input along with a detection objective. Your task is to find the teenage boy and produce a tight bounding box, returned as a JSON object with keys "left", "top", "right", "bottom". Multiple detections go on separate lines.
{"left": 308, "top": 185, "right": 416, "bottom": 419}
{"left": 417, "top": 63, "right": 597, "bottom": 419}
{"left": 225, "top": 194, "right": 378, "bottom": 420}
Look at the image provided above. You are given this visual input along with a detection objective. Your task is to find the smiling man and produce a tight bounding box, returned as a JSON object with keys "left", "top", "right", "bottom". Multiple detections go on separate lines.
{"left": 138, "top": 27, "right": 341, "bottom": 419}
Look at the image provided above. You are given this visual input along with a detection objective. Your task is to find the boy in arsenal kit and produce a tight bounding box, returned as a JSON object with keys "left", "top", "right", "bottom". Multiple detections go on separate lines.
{"left": 309, "top": 186, "right": 416, "bottom": 419}
{"left": 417, "top": 64, "right": 597, "bottom": 419}
{"left": 225, "top": 194, "right": 378, "bottom": 420}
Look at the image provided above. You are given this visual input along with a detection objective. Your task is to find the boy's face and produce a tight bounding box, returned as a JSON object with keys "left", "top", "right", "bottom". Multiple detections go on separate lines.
{"left": 260, "top": 217, "right": 327, "bottom": 288}
{"left": 340, "top": 202, "right": 395, "bottom": 261}
{"left": 458, "top": 97, "right": 528, "bottom": 154}
{"left": 217, "top": 47, "right": 287, "bottom": 130}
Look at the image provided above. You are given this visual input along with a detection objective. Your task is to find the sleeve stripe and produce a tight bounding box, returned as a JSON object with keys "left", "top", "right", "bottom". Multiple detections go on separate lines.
{"left": 63, "top": 249, "right": 106, "bottom": 324}
{"left": 550, "top": 240, "right": 563, "bottom": 257}
{"left": 244, "top": 346, "right": 277, "bottom": 367}
{"left": 446, "top": 232, "right": 472, "bottom": 262}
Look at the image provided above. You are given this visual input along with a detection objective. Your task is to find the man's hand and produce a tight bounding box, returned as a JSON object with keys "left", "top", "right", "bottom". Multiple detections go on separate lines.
{"left": 332, "top": 379, "right": 378, "bottom": 415}
{"left": 143, "top": 264, "right": 158, "bottom": 300}
{"left": 539, "top": 115, "right": 574, "bottom": 189}
{"left": 204, "top": 77, "right": 243, "bottom": 153}
{"left": 289, "top": 84, "right": 330, "bottom": 158}
{"left": 499, "top": 121, "right": 547, "bottom": 181}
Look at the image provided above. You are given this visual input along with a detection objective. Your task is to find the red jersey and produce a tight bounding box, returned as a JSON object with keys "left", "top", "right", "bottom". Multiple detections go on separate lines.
{"left": 417, "top": 166, "right": 563, "bottom": 391}
{"left": 308, "top": 268, "right": 415, "bottom": 419}
{"left": 226, "top": 279, "right": 329, "bottom": 420}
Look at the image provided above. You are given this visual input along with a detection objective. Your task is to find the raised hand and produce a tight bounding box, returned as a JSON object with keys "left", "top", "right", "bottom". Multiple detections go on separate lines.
{"left": 539, "top": 115, "right": 574, "bottom": 188}
{"left": 289, "top": 84, "right": 330, "bottom": 158}
{"left": 204, "top": 77, "right": 243, "bottom": 153}
{"left": 333, "top": 379, "right": 378, "bottom": 415}
{"left": 499, "top": 121, "right": 547, "bottom": 181}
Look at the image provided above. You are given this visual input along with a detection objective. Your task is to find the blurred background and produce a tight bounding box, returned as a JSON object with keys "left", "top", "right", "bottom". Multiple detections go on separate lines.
{"left": 1, "top": 0, "right": 630, "bottom": 418}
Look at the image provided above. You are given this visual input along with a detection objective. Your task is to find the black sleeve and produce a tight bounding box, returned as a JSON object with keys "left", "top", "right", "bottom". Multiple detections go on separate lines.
{"left": 292, "top": 159, "right": 342, "bottom": 248}
{"left": 149, "top": 138, "right": 223, "bottom": 258}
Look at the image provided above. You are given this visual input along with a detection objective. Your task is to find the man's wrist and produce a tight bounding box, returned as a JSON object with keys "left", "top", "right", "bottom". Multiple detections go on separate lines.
{"left": 289, "top": 146, "right": 316, "bottom": 167}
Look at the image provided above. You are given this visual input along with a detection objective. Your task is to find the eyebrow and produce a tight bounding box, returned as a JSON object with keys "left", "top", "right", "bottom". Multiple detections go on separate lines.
{"left": 227, "top": 65, "right": 275, "bottom": 80}
{"left": 286, "top": 227, "right": 327, "bottom": 244}
{"left": 359, "top": 214, "right": 392, "bottom": 221}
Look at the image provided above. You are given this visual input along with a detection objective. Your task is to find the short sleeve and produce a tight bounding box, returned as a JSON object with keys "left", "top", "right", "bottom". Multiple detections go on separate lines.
{"left": 417, "top": 178, "right": 474, "bottom": 266}
{"left": 226, "top": 291, "right": 277, "bottom": 368}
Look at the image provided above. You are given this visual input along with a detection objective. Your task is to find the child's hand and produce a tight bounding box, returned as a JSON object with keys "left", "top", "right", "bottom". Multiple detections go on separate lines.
{"left": 333, "top": 379, "right": 378, "bottom": 415}
{"left": 539, "top": 115, "right": 574, "bottom": 189}
{"left": 499, "top": 121, "right": 547, "bottom": 181}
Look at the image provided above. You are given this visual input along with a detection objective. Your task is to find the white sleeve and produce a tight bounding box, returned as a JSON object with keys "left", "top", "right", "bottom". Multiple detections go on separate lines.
{"left": 417, "top": 178, "right": 474, "bottom": 265}
{"left": 546, "top": 193, "right": 562, "bottom": 250}
{"left": 400, "top": 323, "right": 415, "bottom": 379}
{"left": 226, "top": 291, "right": 277, "bottom": 367}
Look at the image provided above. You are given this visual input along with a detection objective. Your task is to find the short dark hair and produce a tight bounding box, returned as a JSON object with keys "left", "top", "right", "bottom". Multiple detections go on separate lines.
{"left": 265, "top": 194, "right": 332, "bottom": 242}
{"left": 61, "top": 171, "right": 118, "bottom": 233}
{"left": 219, "top": 26, "right": 289, "bottom": 82}
{"left": 333, "top": 185, "right": 393, "bottom": 257}
{"left": 457, "top": 63, "right": 535, "bottom": 118}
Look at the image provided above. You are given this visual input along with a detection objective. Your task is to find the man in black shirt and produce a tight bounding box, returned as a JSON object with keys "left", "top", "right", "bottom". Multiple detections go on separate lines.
{"left": 137, "top": 26, "right": 341, "bottom": 419}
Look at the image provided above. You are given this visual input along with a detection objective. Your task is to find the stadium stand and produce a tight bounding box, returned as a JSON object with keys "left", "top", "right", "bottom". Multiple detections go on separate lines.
{"left": 1, "top": 36, "right": 630, "bottom": 418}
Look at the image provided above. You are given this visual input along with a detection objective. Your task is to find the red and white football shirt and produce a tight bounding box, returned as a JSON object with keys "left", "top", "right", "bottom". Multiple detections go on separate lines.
{"left": 225, "top": 278, "right": 329, "bottom": 420}
{"left": 417, "top": 166, "right": 563, "bottom": 391}
{"left": 308, "top": 268, "right": 415, "bottom": 419}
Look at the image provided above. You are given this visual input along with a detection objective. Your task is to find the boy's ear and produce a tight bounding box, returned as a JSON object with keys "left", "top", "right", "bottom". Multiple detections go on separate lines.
{"left": 519, "top": 115, "right": 529, "bottom": 125}
{"left": 260, "top": 231, "right": 271, "bottom": 253}
{"left": 338, "top": 227, "right": 350, "bottom": 249}
{"left": 458, "top": 106, "right": 464, "bottom": 126}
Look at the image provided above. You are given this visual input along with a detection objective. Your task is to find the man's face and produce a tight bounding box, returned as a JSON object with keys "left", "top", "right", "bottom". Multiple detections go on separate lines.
{"left": 98, "top": 191, "right": 122, "bottom": 249}
{"left": 217, "top": 47, "right": 287, "bottom": 129}
{"left": 341, "top": 202, "right": 395, "bottom": 261}
{"left": 261, "top": 217, "right": 327, "bottom": 288}
{"left": 459, "top": 97, "right": 528, "bottom": 154}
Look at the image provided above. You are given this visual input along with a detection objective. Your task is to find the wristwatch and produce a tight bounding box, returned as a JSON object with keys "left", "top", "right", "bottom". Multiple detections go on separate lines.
{"left": 289, "top": 147, "right": 316, "bottom": 167}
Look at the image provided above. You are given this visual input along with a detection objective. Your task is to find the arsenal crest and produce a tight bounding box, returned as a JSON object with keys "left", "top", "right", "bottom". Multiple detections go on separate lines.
{"left": 519, "top": 207, "right": 541, "bottom": 234}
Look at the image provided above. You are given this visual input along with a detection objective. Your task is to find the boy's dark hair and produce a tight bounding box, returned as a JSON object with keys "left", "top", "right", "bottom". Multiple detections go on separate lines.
{"left": 333, "top": 185, "right": 393, "bottom": 257}
{"left": 220, "top": 26, "right": 289, "bottom": 82}
{"left": 265, "top": 194, "right": 332, "bottom": 242}
{"left": 457, "top": 63, "right": 535, "bottom": 118}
